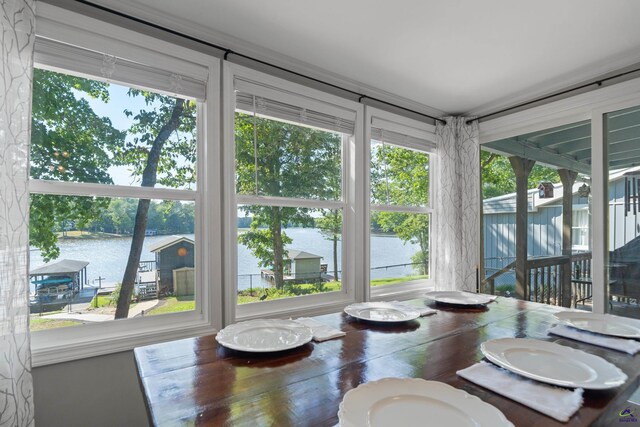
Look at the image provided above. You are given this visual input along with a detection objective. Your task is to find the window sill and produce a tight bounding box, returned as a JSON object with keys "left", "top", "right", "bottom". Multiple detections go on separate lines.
{"left": 235, "top": 290, "right": 355, "bottom": 321}
{"left": 31, "top": 311, "right": 216, "bottom": 367}
{"left": 370, "top": 280, "right": 434, "bottom": 301}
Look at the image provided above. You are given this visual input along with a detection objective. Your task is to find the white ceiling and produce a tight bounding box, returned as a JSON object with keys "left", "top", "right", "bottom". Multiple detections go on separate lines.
{"left": 99, "top": 0, "right": 640, "bottom": 116}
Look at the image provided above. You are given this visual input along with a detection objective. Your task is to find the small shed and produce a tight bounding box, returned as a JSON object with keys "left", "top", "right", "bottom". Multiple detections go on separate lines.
{"left": 149, "top": 236, "right": 195, "bottom": 295}
{"left": 284, "top": 250, "right": 323, "bottom": 281}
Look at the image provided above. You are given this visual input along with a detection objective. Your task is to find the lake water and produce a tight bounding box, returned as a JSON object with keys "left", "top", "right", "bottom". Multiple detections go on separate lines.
{"left": 29, "top": 228, "right": 421, "bottom": 291}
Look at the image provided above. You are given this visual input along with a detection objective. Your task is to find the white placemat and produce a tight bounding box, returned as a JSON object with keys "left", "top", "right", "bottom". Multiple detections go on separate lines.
{"left": 457, "top": 361, "right": 583, "bottom": 423}
{"left": 548, "top": 324, "right": 640, "bottom": 355}
{"left": 295, "top": 317, "right": 346, "bottom": 342}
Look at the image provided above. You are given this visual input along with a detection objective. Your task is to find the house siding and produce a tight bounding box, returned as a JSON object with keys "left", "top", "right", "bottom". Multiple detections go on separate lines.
{"left": 483, "top": 177, "right": 640, "bottom": 273}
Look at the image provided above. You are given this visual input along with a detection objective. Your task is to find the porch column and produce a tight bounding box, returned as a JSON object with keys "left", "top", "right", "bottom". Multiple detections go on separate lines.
{"left": 558, "top": 169, "right": 578, "bottom": 307}
{"left": 509, "top": 156, "right": 535, "bottom": 300}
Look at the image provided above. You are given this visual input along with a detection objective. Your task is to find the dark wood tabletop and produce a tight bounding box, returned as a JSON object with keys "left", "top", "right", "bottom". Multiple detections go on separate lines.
{"left": 134, "top": 298, "right": 640, "bottom": 427}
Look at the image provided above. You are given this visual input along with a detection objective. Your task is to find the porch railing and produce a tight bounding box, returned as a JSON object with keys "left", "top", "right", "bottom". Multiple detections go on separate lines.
{"left": 482, "top": 252, "right": 593, "bottom": 307}
{"left": 138, "top": 260, "right": 156, "bottom": 272}
{"left": 526, "top": 255, "right": 569, "bottom": 305}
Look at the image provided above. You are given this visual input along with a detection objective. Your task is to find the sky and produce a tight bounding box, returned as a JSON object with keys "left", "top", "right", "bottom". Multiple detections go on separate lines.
{"left": 77, "top": 82, "right": 195, "bottom": 189}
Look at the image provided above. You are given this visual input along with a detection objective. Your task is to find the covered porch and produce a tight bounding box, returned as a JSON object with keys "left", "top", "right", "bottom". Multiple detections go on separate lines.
{"left": 481, "top": 106, "right": 640, "bottom": 315}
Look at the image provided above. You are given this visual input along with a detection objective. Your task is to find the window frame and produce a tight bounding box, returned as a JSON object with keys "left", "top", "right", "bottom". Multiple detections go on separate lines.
{"left": 571, "top": 206, "right": 591, "bottom": 251}
{"left": 365, "top": 107, "right": 437, "bottom": 301}
{"left": 29, "top": 4, "right": 222, "bottom": 366}
{"left": 222, "top": 63, "right": 364, "bottom": 324}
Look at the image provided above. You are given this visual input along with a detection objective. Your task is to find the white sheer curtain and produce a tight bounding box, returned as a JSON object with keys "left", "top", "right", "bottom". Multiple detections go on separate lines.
{"left": 0, "top": 0, "right": 36, "bottom": 425}
{"left": 435, "top": 117, "right": 480, "bottom": 291}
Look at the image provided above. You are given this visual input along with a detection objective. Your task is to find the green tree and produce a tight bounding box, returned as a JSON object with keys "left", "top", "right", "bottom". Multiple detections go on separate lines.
{"left": 370, "top": 143, "right": 430, "bottom": 275}
{"left": 316, "top": 210, "right": 342, "bottom": 280}
{"left": 235, "top": 113, "right": 342, "bottom": 288}
{"left": 114, "top": 91, "right": 196, "bottom": 319}
{"left": 481, "top": 151, "right": 561, "bottom": 199}
{"left": 29, "top": 69, "right": 126, "bottom": 261}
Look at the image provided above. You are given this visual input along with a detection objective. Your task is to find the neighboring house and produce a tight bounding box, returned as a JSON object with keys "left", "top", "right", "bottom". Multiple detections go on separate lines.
{"left": 149, "top": 236, "right": 195, "bottom": 295}
{"left": 483, "top": 167, "right": 640, "bottom": 273}
{"left": 284, "top": 250, "right": 323, "bottom": 281}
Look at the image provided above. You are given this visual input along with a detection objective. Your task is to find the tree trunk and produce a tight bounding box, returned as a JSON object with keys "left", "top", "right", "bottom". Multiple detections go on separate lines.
{"left": 333, "top": 235, "right": 339, "bottom": 280}
{"left": 272, "top": 206, "right": 285, "bottom": 289}
{"left": 420, "top": 233, "right": 429, "bottom": 276}
{"left": 114, "top": 99, "right": 184, "bottom": 319}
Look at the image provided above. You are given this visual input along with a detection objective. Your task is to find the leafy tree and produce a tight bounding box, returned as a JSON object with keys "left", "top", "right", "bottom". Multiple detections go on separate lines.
{"left": 370, "top": 142, "right": 430, "bottom": 275}
{"left": 375, "top": 212, "right": 429, "bottom": 275}
{"left": 481, "top": 151, "right": 561, "bottom": 199}
{"left": 30, "top": 69, "right": 196, "bottom": 319}
{"left": 316, "top": 210, "right": 342, "bottom": 280}
{"left": 29, "top": 69, "right": 126, "bottom": 261}
{"left": 114, "top": 91, "right": 196, "bottom": 319}
{"left": 235, "top": 113, "right": 342, "bottom": 288}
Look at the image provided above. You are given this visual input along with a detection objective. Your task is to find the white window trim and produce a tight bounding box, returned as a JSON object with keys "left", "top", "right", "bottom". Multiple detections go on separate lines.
{"left": 30, "top": 5, "right": 222, "bottom": 366}
{"left": 222, "top": 62, "right": 364, "bottom": 324}
{"left": 366, "top": 107, "right": 437, "bottom": 300}
{"left": 479, "top": 75, "right": 640, "bottom": 315}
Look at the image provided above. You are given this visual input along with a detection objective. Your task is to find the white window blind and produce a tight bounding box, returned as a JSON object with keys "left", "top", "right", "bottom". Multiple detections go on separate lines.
{"left": 371, "top": 127, "right": 436, "bottom": 151}
{"left": 370, "top": 116, "right": 436, "bottom": 151}
{"left": 34, "top": 37, "right": 208, "bottom": 101}
{"left": 234, "top": 77, "right": 356, "bottom": 135}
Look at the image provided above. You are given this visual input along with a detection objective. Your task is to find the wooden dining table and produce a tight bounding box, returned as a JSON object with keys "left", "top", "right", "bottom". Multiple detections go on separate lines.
{"left": 134, "top": 297, "right": 640, "bottom": 426}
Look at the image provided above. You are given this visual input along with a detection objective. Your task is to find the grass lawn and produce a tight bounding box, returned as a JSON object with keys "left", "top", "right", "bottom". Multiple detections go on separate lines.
{"left": 237, "top": 275, "right": 429, "bottom": 304}
{"left": 90, "top": 295, "right": 114, "bottom": 308}
{"left": 30, "top": 317, "right": 82, "bottom": 331}
{"left": 147, "top": 296, "right": 195, "bottom": 315}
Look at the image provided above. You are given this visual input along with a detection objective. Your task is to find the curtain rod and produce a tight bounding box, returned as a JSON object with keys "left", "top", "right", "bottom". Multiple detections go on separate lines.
{"left": 466, "top": 66, "right": 640, "bottom": 125}
{"left": 74, "top": 0, "right": 447, "bottom": 125}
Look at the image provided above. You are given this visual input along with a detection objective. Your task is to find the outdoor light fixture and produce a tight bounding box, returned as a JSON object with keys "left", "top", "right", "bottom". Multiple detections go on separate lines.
{"left": 577, "top": 183, "right": 591, "bottom": 198}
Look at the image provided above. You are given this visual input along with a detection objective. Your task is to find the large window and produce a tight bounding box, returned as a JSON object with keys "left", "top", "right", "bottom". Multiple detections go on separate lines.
{"left": 29, "top": 67, "right": 200, "bottom": 329}
{"left": 368, "top": 111, "right": 435, "bottom": 295}
{"left": 230, "top": 69, "right": 356, "bottom": 311}
{"left": 33, "top": 6, "right": 449, "bottom": 363}
{"left": 29, "top": 5, "right": 219, "bottom": 365}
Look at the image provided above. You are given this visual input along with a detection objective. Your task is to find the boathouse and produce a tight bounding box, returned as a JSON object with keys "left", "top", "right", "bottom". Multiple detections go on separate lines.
{"left": 149, "top": 236, "right": 195, "bottom": 296}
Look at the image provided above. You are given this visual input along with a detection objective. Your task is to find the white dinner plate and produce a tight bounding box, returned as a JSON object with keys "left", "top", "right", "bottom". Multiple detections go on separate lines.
{"left": 344, "top": 302, "right": 421, "bottom": 323}
{"left": 338, "top": 378, "right": 513, "bottom": 427}
{"left": 424, "top": 290, "right": 493, "bottom": 306}
{"left": 215, "top": 319, "right": 313, "bottom": 352}
{"left": 481, "top": 338, "right": 627, "bottom": 389}
{"left": 554, "top": 312, "right": 640, "bottom": 339}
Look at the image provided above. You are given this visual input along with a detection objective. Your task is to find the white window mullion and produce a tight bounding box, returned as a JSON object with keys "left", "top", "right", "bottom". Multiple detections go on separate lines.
{"left": 236, "top": 194, "right": 345, "bottom": 210}
{"left": 29, "top": 179, "right": 197, "bottom": 201}
{"left": 591, "top": 109, "right": 607, "bottom": 314}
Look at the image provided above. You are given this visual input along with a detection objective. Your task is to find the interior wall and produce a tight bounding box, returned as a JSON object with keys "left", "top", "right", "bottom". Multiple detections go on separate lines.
{"left": 33, "top": 351, "right": 149, "bottom": 427}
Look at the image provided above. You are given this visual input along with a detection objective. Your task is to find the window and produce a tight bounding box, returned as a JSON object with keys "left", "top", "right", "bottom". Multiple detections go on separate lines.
{"left": 572, "top": 207, "right": 590, "bottom": 250}
{"left": 224, "top": 65, "right": 362, "bottom": 321}
{"left": 29, "top": 4, "right": 219, "bottom": 365}
{"left": 230, "top": 67, "right": 358, "bottom": 314}
{"left": 368, "top": 111, "right": 436, "bottom": 296}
